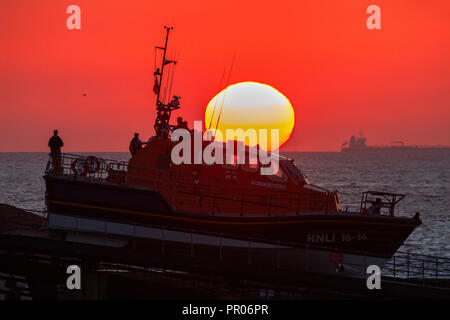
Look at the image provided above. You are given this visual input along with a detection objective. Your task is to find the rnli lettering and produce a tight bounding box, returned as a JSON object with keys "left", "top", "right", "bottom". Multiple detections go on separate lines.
{"left": 307, "top": 233, "right": 336, "bottom": 243}
{"left": 307, "top": 233, "right": 367, "bottom": 243}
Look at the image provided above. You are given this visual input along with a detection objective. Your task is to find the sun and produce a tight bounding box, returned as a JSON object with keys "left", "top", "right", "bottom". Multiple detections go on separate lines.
{"left": 204, "top": 81, "right": 295, "bottom": 151}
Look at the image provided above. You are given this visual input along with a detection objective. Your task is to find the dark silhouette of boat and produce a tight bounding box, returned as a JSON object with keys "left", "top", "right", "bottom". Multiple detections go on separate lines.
{"left": 43, "top": 27, "right": 421, "bottom": 278}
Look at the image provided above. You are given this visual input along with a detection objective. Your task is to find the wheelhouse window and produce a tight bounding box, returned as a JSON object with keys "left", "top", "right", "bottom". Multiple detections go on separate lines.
{"left": 264, "top": 163, "right": 288, "bottom": 183}
{"left": 282, "top": 161, "right": 307, "bottom": 183}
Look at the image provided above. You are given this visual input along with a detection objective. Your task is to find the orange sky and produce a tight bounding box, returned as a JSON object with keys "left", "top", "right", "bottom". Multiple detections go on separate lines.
{"left": 1, "top": 0, "right": 450, "bottom": 151}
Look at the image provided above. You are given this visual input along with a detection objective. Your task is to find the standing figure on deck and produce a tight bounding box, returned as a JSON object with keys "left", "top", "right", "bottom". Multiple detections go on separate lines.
{"left": 368, "top": 198, "right": 382, "bottom": 215}
{"left": 48, "top": 130, "right": 64, "bottom": 174}
{"left": 175, "top": 116, "right": 189, "bottom": 130}
{"left": 129, "top": 133, "right": 149, "bottom": 156}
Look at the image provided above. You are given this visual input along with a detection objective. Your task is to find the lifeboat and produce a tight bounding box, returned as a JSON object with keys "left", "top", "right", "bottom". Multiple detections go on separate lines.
{"left": 43, "top": 27, "right": 421, "bottom": 278}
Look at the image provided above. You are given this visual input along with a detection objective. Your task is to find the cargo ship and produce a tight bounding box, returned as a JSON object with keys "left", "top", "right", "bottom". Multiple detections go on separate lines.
{"left": 341, "top": 133, "right": 449, "bottom": 152}
{"left": 43, "top": 27, "right": 421, "bottom": 278}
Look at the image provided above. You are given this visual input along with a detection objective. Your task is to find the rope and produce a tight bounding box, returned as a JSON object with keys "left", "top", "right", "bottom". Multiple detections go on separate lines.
{"left": 208, "top": 66, "right": 227, "bottom": 131}
{"left": 167, "top": 49, "right": 177, "bottom": 101}
{"left": 213, "top": 54, "right": 236, "bottom": 140}
{"left": 161, "top": 48, "right": 173, "bottom": 104}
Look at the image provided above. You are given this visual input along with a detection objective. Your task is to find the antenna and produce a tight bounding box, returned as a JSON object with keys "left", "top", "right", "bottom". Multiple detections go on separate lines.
{"left": 213, "top": 54, "right": 236, "bottom": 140}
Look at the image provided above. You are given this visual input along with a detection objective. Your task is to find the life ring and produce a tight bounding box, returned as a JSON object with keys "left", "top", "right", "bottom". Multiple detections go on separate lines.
{"left": 83, "top": 156, "right": 101, "bottom": 175}
{"left": 71, "top": 156, "right": 100, "bottom": 176}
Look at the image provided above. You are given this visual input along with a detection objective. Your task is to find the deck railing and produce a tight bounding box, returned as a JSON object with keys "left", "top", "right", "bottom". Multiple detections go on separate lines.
{"left": 45, "top": 153, "right": 128, "bottom": 180}
{"left": 384, "top": 251, "right": 450, "bottom": 281}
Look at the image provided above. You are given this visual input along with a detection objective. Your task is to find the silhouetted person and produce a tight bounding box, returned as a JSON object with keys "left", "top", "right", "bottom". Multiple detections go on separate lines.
{"left": 129, "top": 133, "right": 149, "bottom": 156}
{"left": 175, "top": 117, "right": 189, "bottom": 130}
{"left": 368, "top": 198, "right": 382, "bottom": 215}
{"left": 48, "top": 130, "right": 64, "bottom": 174}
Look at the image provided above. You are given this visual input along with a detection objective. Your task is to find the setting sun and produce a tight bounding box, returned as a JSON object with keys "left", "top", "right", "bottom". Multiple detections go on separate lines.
{"left": 204, "top": 82, "right": 295, "bottom": 150}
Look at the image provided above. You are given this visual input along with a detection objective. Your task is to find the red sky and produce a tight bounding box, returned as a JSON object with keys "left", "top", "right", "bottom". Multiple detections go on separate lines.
{"left": 1, "top": 0, "right": 450, "bottom": 151}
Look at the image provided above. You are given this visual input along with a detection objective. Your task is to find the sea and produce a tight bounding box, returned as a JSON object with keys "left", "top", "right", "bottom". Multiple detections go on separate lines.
{"left": 0, "top": 150, "right": 449, "bottom": 258}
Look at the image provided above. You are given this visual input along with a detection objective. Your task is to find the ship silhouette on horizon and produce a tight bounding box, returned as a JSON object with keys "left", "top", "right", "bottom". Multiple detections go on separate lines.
{"left": 341, "top": 133, "right": 449, "bottom": 152}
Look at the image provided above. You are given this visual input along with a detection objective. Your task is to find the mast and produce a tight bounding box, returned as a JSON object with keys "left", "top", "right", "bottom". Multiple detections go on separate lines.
{"left": 153, "top": 26, "right": 179, "bottom": 139}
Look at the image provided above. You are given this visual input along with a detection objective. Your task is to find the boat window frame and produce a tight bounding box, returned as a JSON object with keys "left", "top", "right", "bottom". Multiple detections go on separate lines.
{"left": 264, "top": 163, "right": 288, "bottom": 183}
{"left": 282, "top": 160, "right": 307, "bottom": 183}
